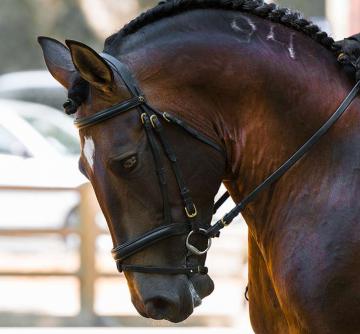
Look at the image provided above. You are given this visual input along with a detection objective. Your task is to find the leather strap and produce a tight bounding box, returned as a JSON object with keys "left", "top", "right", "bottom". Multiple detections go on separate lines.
{"left": 146, "top": 109, "right": 200, "bottom": 231}
{"left": 141, "top": 113, "right": 172, "bottom": 226}
{"left": 146, "top": 105, "right": 225, "bottom": 154}
{"left": 119, "top": 264, "right": 208, "bottom": 275}
{"left": 112, "top": 223, "right": 190, "bottom": 262}
{"left": 213, "top": 191, "right": 230, "bottom": 214}
{"left": 74, "top": 96, "right": 144, "bottom": 130}
{"left": 100, "top": 53, "right": 143, "bottom": 96}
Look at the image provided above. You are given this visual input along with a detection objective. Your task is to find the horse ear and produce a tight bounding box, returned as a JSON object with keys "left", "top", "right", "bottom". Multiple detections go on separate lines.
{"left": 65, "top": 40, "right": 114, "bottom": 91}
{"left": 38, "top": 36, "right": 77, "bottom": 89}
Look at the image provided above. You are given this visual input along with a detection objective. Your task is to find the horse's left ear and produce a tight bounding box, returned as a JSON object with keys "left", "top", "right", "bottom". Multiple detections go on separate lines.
{"left": 65, "top": 40, "right": 114, "bottom": 91}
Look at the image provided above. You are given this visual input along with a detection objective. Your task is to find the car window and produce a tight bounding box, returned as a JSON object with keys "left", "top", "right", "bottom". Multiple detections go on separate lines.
{"left": 23, "top": 116, "right": 80, "bottom": 155}
{"left": 0, "top": 125, "right": 30, "bottom": 157}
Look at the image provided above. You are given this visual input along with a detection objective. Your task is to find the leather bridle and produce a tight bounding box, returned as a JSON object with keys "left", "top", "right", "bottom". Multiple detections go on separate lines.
{"left": 74, "top": 53, "right": 224, "bottom": 275}
{"left": 73, "top": 52, "right": 360, "bottom": 276}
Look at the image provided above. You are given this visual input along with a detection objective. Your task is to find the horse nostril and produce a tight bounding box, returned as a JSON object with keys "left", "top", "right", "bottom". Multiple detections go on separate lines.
{"left": 145, "top": 297, "right": 178, "bottom": 320}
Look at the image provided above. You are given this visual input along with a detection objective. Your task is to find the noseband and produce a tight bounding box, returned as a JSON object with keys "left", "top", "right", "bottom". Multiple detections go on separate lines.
{"left": 74, "top": 52, "right": 360, "bottom": 276}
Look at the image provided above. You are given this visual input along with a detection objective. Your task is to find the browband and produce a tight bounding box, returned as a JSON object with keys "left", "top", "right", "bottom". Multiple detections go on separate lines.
{"left": 74, "top": 96, "right": 145, "bottom": 130}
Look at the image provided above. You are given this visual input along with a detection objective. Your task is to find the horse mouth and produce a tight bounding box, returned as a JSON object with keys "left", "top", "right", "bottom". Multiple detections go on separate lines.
{"left": 188, "top": 279, "right": 202, "bottom": 307}
{"left": 189, "top": 272, "right": 214, "bottom": 300}
{"left": 129, "top": 272, "right": 214, "bottom": 323}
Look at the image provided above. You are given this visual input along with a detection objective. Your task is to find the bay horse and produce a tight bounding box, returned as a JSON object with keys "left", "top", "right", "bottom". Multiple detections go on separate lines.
{"left": 38, "top": 0, "right": 360, "bottom": 332}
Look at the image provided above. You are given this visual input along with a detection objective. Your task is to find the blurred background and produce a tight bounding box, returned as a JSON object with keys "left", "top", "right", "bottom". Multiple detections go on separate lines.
{"left": 0, "top": 0, "right": 358, "bottom": 333}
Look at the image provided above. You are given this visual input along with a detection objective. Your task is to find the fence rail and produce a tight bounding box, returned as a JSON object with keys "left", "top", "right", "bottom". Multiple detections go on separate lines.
{"left": 0, "top": 182, "right": 246, "bottom": 328}
{"left": 0, "top": 182, "right": 101, "bottom": 323}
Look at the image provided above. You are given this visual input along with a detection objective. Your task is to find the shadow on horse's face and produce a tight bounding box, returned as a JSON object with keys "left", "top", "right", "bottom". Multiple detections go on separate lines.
{"left": 39, "top": 38, "right": 225, "bottom": 322}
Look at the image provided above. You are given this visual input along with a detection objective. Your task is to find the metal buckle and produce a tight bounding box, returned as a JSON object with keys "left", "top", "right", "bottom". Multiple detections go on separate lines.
{"left": 140, "top": 113, "right": 147, "bottom": 124}
{"left": 186, "top": 229, "right": 212, "bottom": 256}
{"left": 150, "top": 114, "right": 158, "bottom": 128}
{"left": 220, "top": 218, "right": 230, "bottom": 227}
{"left": 337, "top": 52, "right": 347, "bottom": 62}
{"left": 185, "top": 204, "right": 197, "bottom": 218}
{"left": 162, "top": 112, "right": 171, "bottom": 122}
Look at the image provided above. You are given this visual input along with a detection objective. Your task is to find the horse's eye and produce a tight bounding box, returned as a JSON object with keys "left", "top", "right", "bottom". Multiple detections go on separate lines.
{"left": 108, "top": 154, "right": 139, "bottom": 175}
{"left": 63, "top": 98, "right": 79, "bottom": 115}
{"left": 121, "top": 155, "right": 137, "bottom": 171}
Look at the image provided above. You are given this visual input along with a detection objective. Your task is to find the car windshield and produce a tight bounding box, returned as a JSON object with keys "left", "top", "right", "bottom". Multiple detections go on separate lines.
{"left": 23, "top": 115, "right": 80, "bottom": 155}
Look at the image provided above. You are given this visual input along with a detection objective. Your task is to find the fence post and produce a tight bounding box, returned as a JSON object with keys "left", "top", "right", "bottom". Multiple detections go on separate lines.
{"left": 78, "top": 182, "right": 99, "bottom": 323}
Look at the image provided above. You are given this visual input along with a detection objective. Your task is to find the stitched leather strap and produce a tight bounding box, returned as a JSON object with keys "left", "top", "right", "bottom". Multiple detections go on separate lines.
{"left": 74, "top": 96, "right": 144, "bottom": 130}
{"left": 146, "top": 105, "right": 225, "bottom": 154}
{"left": 111, "top": 223, "right": 190, "bottom": 262}
{"left": 146, "top": 109, "right": 200, "bottom": 231}
{"left": 119, "top": 264, "right": 208, "bottom": 275}
{"left": 142, "top": 113, "right": 172, "bottom": 226}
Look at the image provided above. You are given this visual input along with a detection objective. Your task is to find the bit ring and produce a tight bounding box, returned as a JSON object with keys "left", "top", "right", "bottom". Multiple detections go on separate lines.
{"left": 186, "top": 229, "right": 212, "bottom": 256}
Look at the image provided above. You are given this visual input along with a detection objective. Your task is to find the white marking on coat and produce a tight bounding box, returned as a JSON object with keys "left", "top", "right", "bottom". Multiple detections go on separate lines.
{"left": 83, "top": 136, "right": 95, "bottom": 171}
{"left": 288, "top": 33, "right": 296, "bottom": 59}
{"left": 245, "top": 16, "right": 257, "bottom": 32}
{"left": 267, "top": 25, "right": 275, "bottom": 41}
{"left": 231, "top": 16, "right": 257, "bottom": 42}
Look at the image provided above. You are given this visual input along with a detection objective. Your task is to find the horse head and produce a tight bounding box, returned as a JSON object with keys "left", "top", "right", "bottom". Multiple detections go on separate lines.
{"left": 38, "top": 35, "right": 226, "bottom": 322}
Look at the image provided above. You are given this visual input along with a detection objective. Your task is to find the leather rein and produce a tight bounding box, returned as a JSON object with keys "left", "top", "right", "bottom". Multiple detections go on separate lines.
{"left": 73, "top": 52, "right": 360, "bottom": 276}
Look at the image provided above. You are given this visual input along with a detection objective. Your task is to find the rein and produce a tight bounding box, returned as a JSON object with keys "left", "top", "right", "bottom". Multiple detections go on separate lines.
{"left": 73, "top": 52, "right": 360, "bottom": 276}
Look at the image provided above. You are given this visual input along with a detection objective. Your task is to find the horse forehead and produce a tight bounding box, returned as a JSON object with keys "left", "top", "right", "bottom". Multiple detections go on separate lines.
{"left": 82, "top": 136, "right": 95, "bottom": 170}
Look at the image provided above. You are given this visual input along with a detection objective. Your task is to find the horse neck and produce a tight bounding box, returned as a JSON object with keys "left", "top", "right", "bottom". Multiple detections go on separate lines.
{"left": 117, "top": 11, "right": 357, "bottom": 239}
{"left": 214, "top": 30, "right": 357, "bottom": 242}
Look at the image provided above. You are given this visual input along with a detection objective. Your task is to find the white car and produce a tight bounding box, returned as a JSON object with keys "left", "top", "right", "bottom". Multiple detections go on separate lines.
{"left": 0, "top": 70, "right": 66, "bottom": 110}
{"left": 0, "top": 99, "right": 87, "bottom": 229}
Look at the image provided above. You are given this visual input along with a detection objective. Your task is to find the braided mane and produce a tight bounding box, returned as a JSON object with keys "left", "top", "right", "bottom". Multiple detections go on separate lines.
{"left": 105, "top": 0, "right": 341, "bottom": 56}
